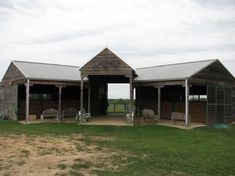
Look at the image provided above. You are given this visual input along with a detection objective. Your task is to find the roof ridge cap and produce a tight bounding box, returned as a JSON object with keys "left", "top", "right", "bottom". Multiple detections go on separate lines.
{"left": 135, "top": 59, "right": 217, "bottom": 70}
{"left": 13, "top": 60, "right": 80, "bottom": 68}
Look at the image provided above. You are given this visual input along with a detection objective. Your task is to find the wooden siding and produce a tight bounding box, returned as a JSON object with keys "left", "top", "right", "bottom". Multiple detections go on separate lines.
{"left": 18, "top": 100, "right": 81, "bottom": 120}
{"left": 161, "top": 101, "right": 206, "bottom": 122}
{"left": 0, "top": 63, "right": 25, "bottom": 120}
{"left": 17, "top": 85, "right": 83, "bottom": 120}
{"left": 80, "top": 48, "right": 134, "bottom": 78}
{"left": 135, "top": 85, "right": 207, "bottom": 123}
{"left": 192, "top": 61, "right": 234, "bottom": 83}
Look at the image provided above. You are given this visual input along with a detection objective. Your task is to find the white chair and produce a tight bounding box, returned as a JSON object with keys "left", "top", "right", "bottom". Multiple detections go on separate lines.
{"left": 142, "top": 108, "right": 159, "bottom": 124}
{"left": 78, "top": 108, "right": 91, "bottom": 123}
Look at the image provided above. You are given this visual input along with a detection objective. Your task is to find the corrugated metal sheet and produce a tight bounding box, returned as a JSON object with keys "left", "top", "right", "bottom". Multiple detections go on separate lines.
{"left": 13, "top": 61, "right": 81, "bottom": 82}
{"left": 12, "top": 59, "right": 217, "bottom": 82}
{"left": 135, "top": 59, "right": 216, "bottom": 81}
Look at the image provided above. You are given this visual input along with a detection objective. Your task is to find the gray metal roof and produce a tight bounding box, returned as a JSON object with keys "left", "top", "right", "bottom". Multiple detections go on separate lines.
{"left": 13, "top": 60, "right": 81, "bottom": 82}
{"left": 12, "top": 59, "right": 218, "bottom": 82}
{"left": 134, "top": 59, "right": 216, "bottom": 81}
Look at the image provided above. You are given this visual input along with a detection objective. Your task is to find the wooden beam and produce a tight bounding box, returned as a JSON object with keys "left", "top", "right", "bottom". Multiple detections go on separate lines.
{"left": 11, "top": 78, "right": 27, "bottom": 85}
{"left": 189, "top": 78, "right": 235, "bottom": 86}
{"left": 30, "top": 80, "right": 79, "bottom": 86}
{"left": 134, "top": 80, "right": 185, "bottom": 87}
{"left": 81, "top": 70, "right": 133, "bottom": 77}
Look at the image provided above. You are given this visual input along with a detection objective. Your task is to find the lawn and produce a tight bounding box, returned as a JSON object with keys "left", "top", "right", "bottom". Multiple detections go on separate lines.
{"left": 0, "top": 121, "right": 234, "bottom": 176}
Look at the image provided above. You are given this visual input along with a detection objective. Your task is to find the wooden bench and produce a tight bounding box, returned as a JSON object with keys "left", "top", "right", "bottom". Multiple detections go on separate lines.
{"left": 29, "top": 114, "right": 37, "bottom": 121}
{"left": 171, "top": 112, "right": 185, "bottom": 124}
{"left": 41, "top": 108, "right": 59, "bottom": 121}
{"left": 62, "top": 108, "right": 78, "bottom": 121}
{"left": 142, "top": 108, "right": 159, "bottom": 124}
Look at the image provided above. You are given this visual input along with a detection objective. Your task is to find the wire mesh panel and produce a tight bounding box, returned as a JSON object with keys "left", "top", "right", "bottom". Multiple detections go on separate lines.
{"left": 217, "top": 105, "right": 224, "bottom": 123}
{"left": 232, "top": 88, "right": 235, "bottom": 121}
{"left": 217, "top": 87, "right": 224, "bottom": 104}
{"left": 208, "top": 86, "right": 216, "bottom": 104}
{"left": 224, "top": 105, "right": 232, "bottom": 123}
{"left": 207, "top": 105, "right": 216, "bottom": 125}
{"left": 225, "top": 88, "right": 232, "bottom": 104}
{"left": 207, "top": 86, "right": 232, "bottom": 124}
{"left": 224, "top": 87, "right": 232, "bottom": 123}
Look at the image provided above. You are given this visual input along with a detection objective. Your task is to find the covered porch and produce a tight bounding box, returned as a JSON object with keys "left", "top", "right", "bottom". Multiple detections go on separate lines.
{"left": 83, "top": 116, "right": 206, "bottom": 129}
{"left": 18, "top": 114, "right": 206, "bottom": 129}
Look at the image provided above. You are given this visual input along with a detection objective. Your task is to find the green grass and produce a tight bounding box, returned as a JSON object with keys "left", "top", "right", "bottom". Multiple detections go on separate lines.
{"left": 57, "top": 163, "right": 67, "bottom": 170}
{"left": 0, "top": 121, "right": 235, "bottom": 176}
{"left": 108, "top": 103, "right": 127, "bottom": 113}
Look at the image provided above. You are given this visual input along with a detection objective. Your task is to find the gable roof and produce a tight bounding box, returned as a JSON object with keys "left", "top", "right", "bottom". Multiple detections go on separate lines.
{"left": 135, "top": 59, "right": 217, "bottom": 81}
{"left": 13, "top": 60, "right": 81, "bottom": 82}
{"left": 7, "top": 57, "right": 234, "bottom": 84}
{"left": 80, "top": 48, "right": 134, "bottom": 71}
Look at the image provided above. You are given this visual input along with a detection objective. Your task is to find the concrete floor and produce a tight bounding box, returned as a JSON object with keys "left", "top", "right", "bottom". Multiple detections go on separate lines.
{"left": 19, "top": 113, "right": 207, "bottom": 129}
{"left": 85, "top": 117, "right": 129, "bottom": 126}
{"left": 158, "top": 119, "right": 207, "bottom": 129}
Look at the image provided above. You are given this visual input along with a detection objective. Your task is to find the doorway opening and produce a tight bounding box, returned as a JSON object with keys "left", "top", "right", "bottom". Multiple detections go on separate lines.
{"left": 107, "top": 83, "right": 130, "bottom": 116}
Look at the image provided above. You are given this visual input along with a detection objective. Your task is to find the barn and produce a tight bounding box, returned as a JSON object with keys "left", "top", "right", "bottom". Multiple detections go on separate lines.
{"left": 0, "top": 48, "right": 234, "bottom": 125}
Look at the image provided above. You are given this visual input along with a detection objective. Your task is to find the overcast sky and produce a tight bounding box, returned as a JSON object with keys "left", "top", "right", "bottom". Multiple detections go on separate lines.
{"left": 0, "top": 0, "right": 234, "bottom": 98}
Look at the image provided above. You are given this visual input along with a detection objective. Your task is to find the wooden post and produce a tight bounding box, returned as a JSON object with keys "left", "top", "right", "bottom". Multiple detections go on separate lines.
{"left": 129, "top": 76, "right": 134, "bottom": 109}
{"left": 58, "top": 86, "right": 62, "bottom": 120}
{"left": 88, "top": 86, "right": 91, "bottom": 113}
{"left": 25, "top": 79, "right": 30, "bottom": 124}
{"left": 130, "top": 77, "right": 134, "bottom": 105}
{"left": 80, "top": 76, "right": 84, "bottom": 110}
{"left": 185, "top": 79, "right": 190, "bottom": 126}
{"left": 158, "top": 86, "right": 161, "bottom": 120}
{"left": 129, "top": 76, "right": 134, "bottom": 124}
{"left": 154, "top": 86, "right": 163, "bottom": 121}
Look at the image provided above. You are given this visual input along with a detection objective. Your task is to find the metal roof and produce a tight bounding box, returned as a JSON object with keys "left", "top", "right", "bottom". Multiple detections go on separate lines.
{"left": 13, "top": 60, "right": 81, "bottom": 82}
{"left": 135, "top": 59, "right": 216, "bottom": 81}
{"left": 12, "top": 59, "right": 218, "bottom": 82}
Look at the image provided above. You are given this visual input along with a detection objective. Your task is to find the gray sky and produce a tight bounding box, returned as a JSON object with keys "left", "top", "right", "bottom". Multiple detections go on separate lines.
{"left": 0, "top": 0, "right": 235, "bottom": 98}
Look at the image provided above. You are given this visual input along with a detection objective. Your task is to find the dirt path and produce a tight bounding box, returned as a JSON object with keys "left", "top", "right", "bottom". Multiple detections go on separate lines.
{"left": 0, "top": 134, "right": 132, "bottom": 176}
